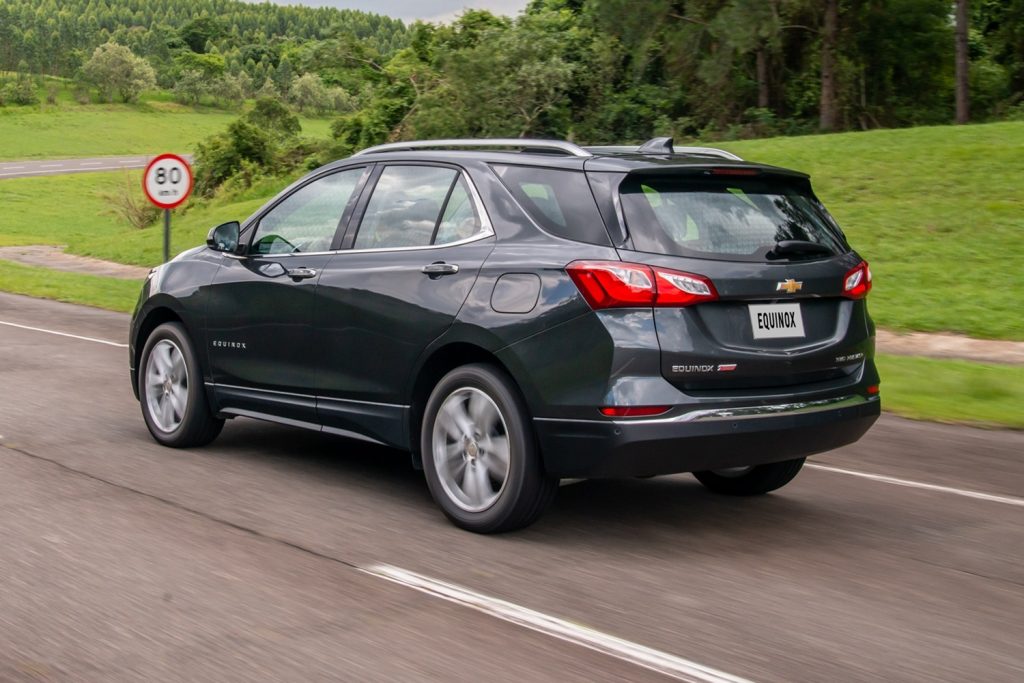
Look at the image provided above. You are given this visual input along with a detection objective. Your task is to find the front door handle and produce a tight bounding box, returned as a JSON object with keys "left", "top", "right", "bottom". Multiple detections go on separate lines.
{"left": 286, "top": 267, "right": 318, "bottom": 281}
{"left": 421, "top": 262, "right": 459, "bottom": 276}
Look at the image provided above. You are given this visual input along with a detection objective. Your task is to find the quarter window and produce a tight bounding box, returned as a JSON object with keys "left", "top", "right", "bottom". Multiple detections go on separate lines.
{"left": 492, "top": 165, "right": 611, "bottom": 246}
{"left": 354, "top": 166, "right": 483, "bottom": 249}
{"left": 251, "top": 168, "right": 364, "bottom": 255}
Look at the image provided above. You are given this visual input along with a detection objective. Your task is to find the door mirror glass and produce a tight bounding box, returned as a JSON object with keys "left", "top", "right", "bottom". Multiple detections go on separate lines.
{"left": 207, "top": 221, "right": 240, "bottom": 253}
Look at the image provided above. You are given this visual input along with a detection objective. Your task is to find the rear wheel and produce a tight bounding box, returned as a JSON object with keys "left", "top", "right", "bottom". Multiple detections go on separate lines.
{"left": 693, "top": 458, "right": 805, "bottom": 495}
{"left": 421, "top": 364, "right": 557, "bottom": 533}
{"left": 139, "top": 322, "right": 223, "bottom": 448}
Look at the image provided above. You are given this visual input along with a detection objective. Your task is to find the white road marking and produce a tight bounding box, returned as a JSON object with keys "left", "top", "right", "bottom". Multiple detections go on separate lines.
{"left": 3, "top": 165, "right": 25, "bottom": 169}
{"left": 80, "top": 161, "right": 103, "bottom": 166}
{"left": 0, "top": 320, "right": 128, "bottom": 348}
{"left": 0, "top": 166, "right": 135, "bottom": 177}
{"left": 806, "top": 463, "right": 1024, "bottom": 507}
{"left": 363, "top": 564, "right": 755, "bottom": 683}
{"left": 40, "top": 163, "right": 65, "bottom": 168}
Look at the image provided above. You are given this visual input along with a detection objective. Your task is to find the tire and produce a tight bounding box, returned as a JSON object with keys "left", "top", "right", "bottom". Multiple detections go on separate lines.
{"left": 138, "top": 322, "right": 223, "bottom": 448}
{"left": 692, "top": 458, "right": 805, "bottom": 496}
{"left": 421, "top": 363, "right": 557, "bottom": 533}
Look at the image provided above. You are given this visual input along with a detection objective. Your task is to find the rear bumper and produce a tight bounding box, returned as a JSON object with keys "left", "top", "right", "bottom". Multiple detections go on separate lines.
{"left": 534, "top": 394, "right": 880, "bottom": 478}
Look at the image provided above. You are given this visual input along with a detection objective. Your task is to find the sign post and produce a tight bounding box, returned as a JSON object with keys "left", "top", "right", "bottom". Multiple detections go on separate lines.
{"left": 142, "top": 154, "right": 193, "bottom": 262}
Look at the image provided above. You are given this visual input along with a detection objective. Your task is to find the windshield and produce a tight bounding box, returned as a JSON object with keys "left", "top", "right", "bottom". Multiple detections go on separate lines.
{"left": 620, "top": 176, "right": 849, "bottom": 261}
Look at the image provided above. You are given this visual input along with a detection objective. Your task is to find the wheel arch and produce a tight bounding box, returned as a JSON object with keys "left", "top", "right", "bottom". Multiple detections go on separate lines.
{"left": 131, "top": 303, "right": 201, "bottom": 400}
{"left": 407, "top": 342, "right": 524, "bottom": 469}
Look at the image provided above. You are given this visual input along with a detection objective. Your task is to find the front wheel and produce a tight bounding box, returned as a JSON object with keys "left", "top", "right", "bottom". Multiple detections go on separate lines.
{"left": 693, "top": 458, "right": 805, "bottom": 496}
{"left": 421, "top": 364, "right": 557, "bottom": 533}
{"left": 138, "top": 322, "right": 223, "bottom": 448}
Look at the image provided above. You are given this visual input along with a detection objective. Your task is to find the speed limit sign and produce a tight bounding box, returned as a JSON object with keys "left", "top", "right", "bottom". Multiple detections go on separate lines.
{"left": 142, "top": 153, "right": 193, "bottom": 209}
{"left": 142, "top": 153, "right": 194, "bottom": 262}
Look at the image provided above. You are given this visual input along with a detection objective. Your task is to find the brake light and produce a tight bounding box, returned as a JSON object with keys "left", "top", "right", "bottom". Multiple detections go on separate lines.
{"left": 710, "top": 167, "right": 759, "bottom": 176}
{"left": 843, "top": 260, "right": 873, "bottom": 299}
{"left": 567, "top": 261, "right": 718, "bottom": 310}
{"left": 600, "top": 406, "right": 671, "bottom": 417}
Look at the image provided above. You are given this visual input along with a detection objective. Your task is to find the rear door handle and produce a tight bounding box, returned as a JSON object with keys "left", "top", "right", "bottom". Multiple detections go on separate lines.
{"left": 286, "top": 267, "right": 318, "bottom": 280}
{"left": 421, "top": 262, "right": 459, "bottom": 276}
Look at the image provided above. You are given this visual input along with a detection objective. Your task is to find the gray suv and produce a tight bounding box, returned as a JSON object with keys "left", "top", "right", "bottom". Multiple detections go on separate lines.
{"left": 130, "top": 137, "right": 880, "bottom": 533}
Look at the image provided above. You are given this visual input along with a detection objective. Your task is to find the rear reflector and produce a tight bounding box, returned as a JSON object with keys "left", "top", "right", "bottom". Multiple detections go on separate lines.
{"left": 843, "top": 260, "right": 872, "bottom": 299}
{"left": 567, "top": 260, "right": 718, "bottom": 310}
{"left": 867, "top": 384, "right": 880, "bottom": 395}
{"left": 599, "top": 406, "right": 671, "bottom": 418}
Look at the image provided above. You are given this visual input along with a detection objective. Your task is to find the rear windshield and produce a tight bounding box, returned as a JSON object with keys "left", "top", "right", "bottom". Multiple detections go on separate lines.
{"left": 620, "top": 176, "right": 848, "bottom": 261}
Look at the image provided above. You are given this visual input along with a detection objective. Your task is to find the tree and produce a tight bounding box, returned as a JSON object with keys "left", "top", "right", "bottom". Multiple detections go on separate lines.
{"left": 820, "top": 0, "right": 839, "bottom": 130}
{"left": 80, "top": 42, "right": 156, "bottom": 103}
{"left": 955, "top": 0, "right": 970, "bottom": 123}
{"left": 178, "top": 16, "right": 223, "bottom": 54}
{"left": 245, "top": 97, "right": 301, "bottom": 138}
{"left": 290, "top": 72, "right": 329, "bottom": 113}
{"left": 173, "top": 69, "right": 208, "bottom": 104}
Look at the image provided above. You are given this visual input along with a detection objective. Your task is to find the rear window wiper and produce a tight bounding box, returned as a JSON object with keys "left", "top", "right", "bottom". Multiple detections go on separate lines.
{"left": 768, "top": 240, "right": 835, "bottom": 258}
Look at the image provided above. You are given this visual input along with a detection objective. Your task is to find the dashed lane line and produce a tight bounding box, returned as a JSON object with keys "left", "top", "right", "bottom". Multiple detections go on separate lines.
{"left": 806, "top": 463, "right": 1024, "bottom": 507}
{"left": 363, "top": 564, "right": 756, "bottom": 683}
{"left": 0, "top": 320, "right": 128, "bottom": 348}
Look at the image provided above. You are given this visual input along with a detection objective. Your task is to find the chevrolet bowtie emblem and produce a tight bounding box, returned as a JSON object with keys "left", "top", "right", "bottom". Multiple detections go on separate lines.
{"left": 776, "top": 279, "right": 803, "bottom": 294}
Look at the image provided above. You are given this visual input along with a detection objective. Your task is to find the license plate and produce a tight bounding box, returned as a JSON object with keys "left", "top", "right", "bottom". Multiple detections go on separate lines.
{"left": 748, "top": 303, "right": 806, "bottom": 339}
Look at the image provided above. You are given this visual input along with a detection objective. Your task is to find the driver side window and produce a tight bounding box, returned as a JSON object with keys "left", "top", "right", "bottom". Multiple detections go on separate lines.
{"left": 251, "top": 168, "right": 364, "bottom": 255}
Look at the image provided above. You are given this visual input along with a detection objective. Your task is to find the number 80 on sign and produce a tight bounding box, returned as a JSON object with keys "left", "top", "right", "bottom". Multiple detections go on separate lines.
{"left": 142, "top": 153, "right": 193, "bottom": 209}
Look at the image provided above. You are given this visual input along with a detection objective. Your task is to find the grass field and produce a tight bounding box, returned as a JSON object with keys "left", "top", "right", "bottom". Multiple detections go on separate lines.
{"left": 876, "top": 355, "right": 1024, "bottom": 429}
{"left": 0, "top": 260, "right": 141, "bottom": 312}
{"left": 721, "top": 122, "right": 1024, "bottom": 340}
{"left": 0, "top": 100, "right": 332, "bottom": 160}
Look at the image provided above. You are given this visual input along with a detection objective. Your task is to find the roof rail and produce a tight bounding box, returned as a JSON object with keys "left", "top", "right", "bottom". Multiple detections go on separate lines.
{"left": 583, "top": 138, "right": 743, "bottom": 161}
{"left": 353, "top": 138, "right": 593, "bottom": 158}
{"left": 673, "top": 146, "right": 743, "bottom": 161}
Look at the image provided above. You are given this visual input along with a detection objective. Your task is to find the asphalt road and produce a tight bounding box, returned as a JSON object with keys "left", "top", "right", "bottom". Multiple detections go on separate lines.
{"left": 0, "top": 291, "right": 1021, "bottom": 682}
{"left": 0, "top": 155, "right": 191, "bottom": 179}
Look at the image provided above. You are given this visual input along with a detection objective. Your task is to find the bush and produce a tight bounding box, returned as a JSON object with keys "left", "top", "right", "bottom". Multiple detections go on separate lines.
{"left": 193, "top": 119, "right": 274, "bottom": 197}
{"left": 101, "top": 173, "right": 161, "bottom": 229}
{"left": 2, "top": 75, "right": 39, "bottom": 105}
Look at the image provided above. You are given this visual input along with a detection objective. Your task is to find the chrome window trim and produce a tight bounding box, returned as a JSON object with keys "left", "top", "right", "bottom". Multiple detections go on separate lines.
{"left": 225, "top": 230, "right": 495, "bottom": 259}
{"left": 230, "top": 163, "right": 494, "bottom": 259}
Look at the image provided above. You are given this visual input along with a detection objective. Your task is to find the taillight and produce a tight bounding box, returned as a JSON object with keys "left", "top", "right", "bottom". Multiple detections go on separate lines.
{"left": 566, "top": 261, "right": 656, "bottom": 308}
{"left": 654, "top": 269, "right": 718, "bottom": 306}
{"left": 843, "top": 260, "right": 872, "bottom": 299}
{"left": 566, "top": 261, "right": 718, "bottom": 310}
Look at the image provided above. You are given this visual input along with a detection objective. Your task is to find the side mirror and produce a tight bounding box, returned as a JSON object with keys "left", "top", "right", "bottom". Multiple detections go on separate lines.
{"left": 207, "top": 221, "right": 240, "bottom": 253}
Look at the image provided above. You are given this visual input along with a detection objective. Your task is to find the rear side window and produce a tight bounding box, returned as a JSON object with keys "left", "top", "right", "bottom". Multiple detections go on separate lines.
{"left": 493, "top": 165, "right": 611, "bottom": 246}
{"left": 620, "top": 176, "right": 848, "bottom": 261}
